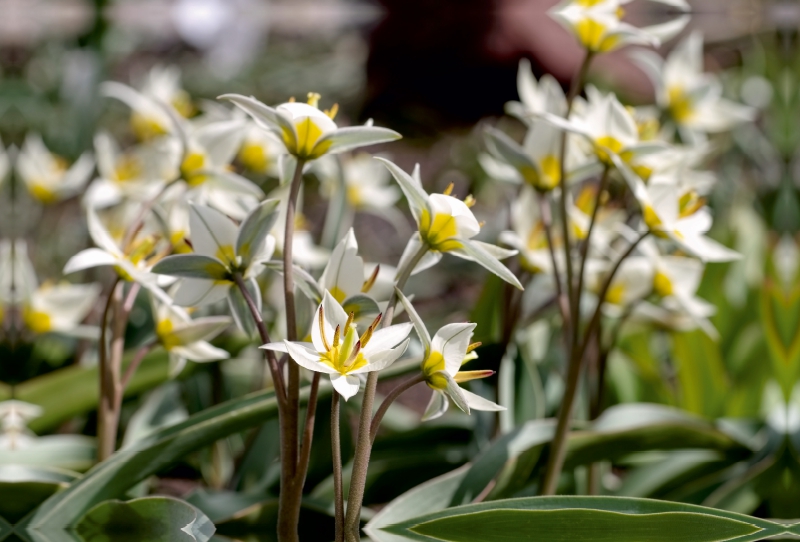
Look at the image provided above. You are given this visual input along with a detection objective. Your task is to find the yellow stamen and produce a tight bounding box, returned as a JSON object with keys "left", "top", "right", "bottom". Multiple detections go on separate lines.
{"left": 345, "top": 311, "right": 355, "bottom": 332}
{"left": 324, "top": 103, "right": 339, "bottom": 120}
{"left": 333, "top": 324, "right": 341, "bottom": 348}
{"left": 453, "top": 369, "right": 494, "bottom": 383}
{"left": 362, "top": 265, "right": 380, "bottom": 293}
{"left": 443, "top": 182, "right": 455, "bottom": 196}
{"left": 319, "top": 307, "right": 330, "bottom": 351}
{"left": 307, "top": 92, "right": 321, "bottom": 107}
{"left": 464, "top": 194, "right": 476, "bottom": 208}
{"left": 466, "top": 341, "right": 482, "bottom": 354}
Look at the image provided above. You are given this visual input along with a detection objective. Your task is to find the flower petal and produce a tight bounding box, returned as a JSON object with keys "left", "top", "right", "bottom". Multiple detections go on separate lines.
{"left": 421, "top": 390, "right": 449, "bottom": 422}
{"left": 188, "top": 203, "right": 239, "bottom": 261}
{"left": 315, "top": 126, "right": 402, "bottom": 156}
{"left": 63, "top": 248, "right": 118, "bottom": 275}
{"left": 431, "top": 323, "right": 476, "bottom": 377}
{"left": 330, "top": 373, "right": 362, "bottom": 401}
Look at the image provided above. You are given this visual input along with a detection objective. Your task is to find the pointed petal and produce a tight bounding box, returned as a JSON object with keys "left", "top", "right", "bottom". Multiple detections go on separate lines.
{"left": 151, "top": 254, "right": 229, "bottom": 280}
{"left": 362, "top": 322, "right": 413, "bottom": 355}
{"left": 432, "top": 323, "right": 476, "bottom": 376}
{"left": 422, "top": 390, "right": 449, "bottom": 421}
{"left": 454, "top": 239, "right": 523, "bottom": 289}
{"left": 375, "top": 157, "right": 430, "bottom": 223}
{"left": 330, "top": 373, "right": 362, "bottom": 400}
{"left": 460, "top": 388, "right": 505, "bottom": 412}
{"left": 188, "top": 203, "right": 239, "bottom": 261}
{"left": 395, "top": 287, "right": 432, "bottom": 357}
{"left": 316, "top": 126, "right": 402, "bottom": 156}
{"left": 172, "top": 278, "right": 230, "bottom": 307}
{"left": 236, "top": 198, "right": 281, "bottom": 268}
{"left": 63, "top": 248, "right": 118, "bottom": 275}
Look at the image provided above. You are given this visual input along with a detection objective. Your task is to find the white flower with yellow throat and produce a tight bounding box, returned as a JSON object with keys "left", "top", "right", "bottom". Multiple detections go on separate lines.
{"left": 262, "top": 292, "right": 412, "bottom": 400}
{"left": 16, "top": 134, "right": 94, "bottom": 204}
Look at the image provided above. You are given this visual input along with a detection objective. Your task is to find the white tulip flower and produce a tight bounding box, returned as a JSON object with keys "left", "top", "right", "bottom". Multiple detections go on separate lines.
{"left": 632, "top": 32, "right": 755, "bottom": 139}
{"left": 16, "top": 134, "right": 94, "bottom": 204}
{"left": 397, "top": 290, "right": 503, "bottom": 421}
{"left": 379, "top": 159, "right": 522, "bottom": 289}
{"left": 0, "top": 400, "right": 42, "bottom": 450}
{"left": 262, "top": 292, "right": 412, "bottom": 400}
{"left": 499, "top": 186, "right": 558, "bottom": 274}
{"left": 22, "top": 282, "right": 101, "bottom": 337}
{"left": 220, "top": 92, "right": 401, "bottom": 161}
{"left": 550, "top": 0, "right": 689, "bottom": 54}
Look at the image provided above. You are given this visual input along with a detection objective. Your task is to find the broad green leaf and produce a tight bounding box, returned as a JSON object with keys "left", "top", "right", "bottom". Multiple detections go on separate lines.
{"left": 0, "top": 436, "right": 95, "bottom": 472}
{"left": 671, "top": 331, "right": 729, "bottom": 417}
{"left": 385, "top": 496, "right": 784, "bottom": 542}
{"left": 151, "top": 255, "right": 229, "bottom": 280}
{"left": 16, "top": 351, "right": 173, "bottom": 434}
{"left": 365, "top": 465, "right": 470, "bottom": 542}
{"left": 74, "top": 496, "right": 214, "bottom": 542}
{"left": 0, "top": 466, "right": 78, "bottom": 524}
{"left": 29, "top": 358, "right": 420, "bottom": 529}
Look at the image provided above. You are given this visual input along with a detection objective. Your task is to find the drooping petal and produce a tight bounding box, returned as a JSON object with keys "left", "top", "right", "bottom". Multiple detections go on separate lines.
{"left": 452, "top": 239, "right": 523, "bottom": 290}
{"left": 460, "top": 388, "right": 505, "bottom": 412}
{"left": 330, "top": 373, "right": 362, "bottom": 400}
{"left": 421, "top": 390, "right": 449, "bottom": 421}
{"left": 172, "top": 277, "right": 230, "bottom": 307}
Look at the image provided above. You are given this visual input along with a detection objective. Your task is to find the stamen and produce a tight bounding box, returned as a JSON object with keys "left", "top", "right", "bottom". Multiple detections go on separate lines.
{"left": 478, "top": 221, "right": 485, "bottom": 228}
{"left": 319, "top": 306, "right": 330, "bottom": 351}
{"left": 466, "top": 341, "right": 482, "bottom": 354}
{"left": 443, "top": 182, "right": 455, "bottom": 196}
{"left": 454, "top": 369, "right": 495, "bottom": 383}
{"left": 324, "top": 103, "right": 339, "bottom": 119}
{"left": 344, "top": 340, "right": 362, "bottom": 367}
{"left": 362, "top": 265, "right": 380, "bottom": 293}
{"left": 288, "top": 96, "right": 296, "bottom": 103}
{"left": 345, "top": 311, "right": 355, "bottom": 331}
{"left": 464, "top": 194, "right": 476, "bottom": 208}
{"left": 371, "top": 312, "right": 383, "bottom": 330}
{"left": 360, "top": 326, "right": 373, "bottom": 347}
{"left": 333, "top": 324, "right": 341, "bottom": 348}
{"left": 307, "top": 92, "right": 321, "bottom": 107}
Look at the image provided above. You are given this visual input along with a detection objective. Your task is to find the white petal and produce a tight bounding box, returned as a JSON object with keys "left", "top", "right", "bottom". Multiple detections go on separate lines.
{"left": 421, "top": 390, "right": 449, "bottom": 421}
{"left": 285, "top": 341, "right": 337, "bottom": 374}
{"left": 460, "top": 388, "right": 506, "bottom": 412}
{"left": 353, "top": 339, "right": 409, "bottom": 374}
{"left": 362, "top": 322, "right": 413, "bottom": 355}
{"left": 172, "top": 278, "right": 230, "bottom": 306}
{"left": 330, "top": 373, "right": 361, "bottom": 401}
{"left": 63, "top": 248, "right": 118, "bottom": 275}
{"left": 431, "top": 323, "right": 476, "bottom": 376}
{"left": 188, "top": 203, "right": 239, "bottom": 261}
{"left": 319, "top": 228, "right": 364, "bottom": 299}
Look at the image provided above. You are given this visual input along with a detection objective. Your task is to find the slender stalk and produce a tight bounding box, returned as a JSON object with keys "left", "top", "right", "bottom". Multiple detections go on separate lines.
{"left": 120, "top": 339, "right": 156, "bottom": 391}
{"left": 344, "top": 243, "right": 429, "bottom": 541}
{"left": 541, "top": 231, "right": 648, "bottom": 494}
{"left": 573, "top": 165, "right": 610, "bottom": 344}
{"left": 559, "top": 50, "right": 595, "bottom": 345}
{"left": 331, "top": 392, "right": 344, "bottom": 542}
{"left": 370, "top": 373, "right": 425, "bottom": 443}
{"left": 537, "top": 195, "right": 569, "bottom": 327}
{"left": 232, "top": 273, "right": 286, "bottom": 403}
{"left": 280, "top": 158, "right": 306, "bottom": 542}
{"left": 97, "top": 277, "right": 121, "bottom": 462}
{"left": 296, "top": 372, "right": 321, "bottom": 492}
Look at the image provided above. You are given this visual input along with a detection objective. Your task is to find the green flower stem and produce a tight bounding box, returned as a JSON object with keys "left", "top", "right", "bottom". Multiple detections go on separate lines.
{"left": 280, "top": 157, "right": 307, "bottom": 542}
{"left": 120, "top": 339, "right": 157, "bottom": 391}
{"left": 574, "top": 165, "right": 611, "bottom": 346}
{"left": 541, "top": 230, "right": 648, "bottom": 495}
{"left": 559, "top": 50, "right": 595, "bottom": 347}
{"left": 331, "top": 392, "right": 344, "bottom": 542}
{"left": 369, "top": 373, "right": 425, "bottom": 444}
{"left": 97, "top": 277, "right": 121, "bottom": 462}
{"left": 344, "top": 241, "right": 429, "bottom": 541}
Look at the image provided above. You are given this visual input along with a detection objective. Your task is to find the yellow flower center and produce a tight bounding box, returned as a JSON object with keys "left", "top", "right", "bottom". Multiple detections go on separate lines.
{"left": 181, "top": 152, "right": 208, "bottom": 187}
{"left": 131, "top": 112, "right": 168, "bottom": 141}
{"left": 284, "top": 117, "right": 331, "bottom": 160}
{"left": 319, "top": 323, "right": 367, "bottom": 375}
{"left": 595, "top": 135, "right": 624, "bottom": 165}
{"left": 575, "top": 18, "right": 619, "bottom": 52}
{"left": 329, "top": 286, "right": 347, "bottom": 304}
{"left": 172, "top": 92, "right": 195, "bottom": 118}
{"left": 678, "top": 190, "right": 704, "bottom": 218}
{"left": 23, "top": 308, "right": 52, "bottom": 334}
{"left": 653, "top": 270, "right": 673, "bottom": 297}
{"left": 605, "top": 283, "right": 625, "bottom": 305}
{"left": 422, "top": 351, "right": 448, "bottom": 390}
{"left": 114, "top": 155, "right": 141, "bottom": 183}
{"left": 668, "top": 86, "right": 694, "bottom": 123}
{"left": 238, "top": 142, "right": 270, "bottom": 173}
{"left": 346, "top": 186, "right": 363, "bottom": 207}
{"left": 215, "top": 244, "right": 237, "bottom": 267}
{"left": 156, "top": 319, "right": 181, "bottom": 350}
{"left": 419, "top": 210, "right": 463, "bottom": 252}
{"left": 29, "top": 184, "right": 58, "bottom": 204}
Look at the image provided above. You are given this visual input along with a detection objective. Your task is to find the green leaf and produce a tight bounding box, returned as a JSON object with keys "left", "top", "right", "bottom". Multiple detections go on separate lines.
{"left": 0, "top": 436, "right": 95, "bottom": 472}
{"left": 0, "top": 465, "right": 79, "bottom": 524}
{"left": 236, "top": 198, "right": 280, "bottom": 267}
{"left": 151, "top": 255, "right": 229, "bottom": 280}
{"left": 671, "top": 331, "right": 730, "bottom": 417}
{"left": 365, "top": 465, "right": 470, "bottom": 542}
{"left": 16, "top": 351, "right": 173, "bottom": 434}
{"left": 28, "top": 358, "right": 421, "bottom": 529}
{"left": 74, "top": 496, "right": 214, "bottom": 542}
{"left": 385, "top": 496, "right": 784, "bottom": 542}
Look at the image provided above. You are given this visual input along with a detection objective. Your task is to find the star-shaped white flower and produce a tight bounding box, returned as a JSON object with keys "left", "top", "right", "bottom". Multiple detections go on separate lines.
{"left": 16, "top": 134, "right": 94, "bottom": 204}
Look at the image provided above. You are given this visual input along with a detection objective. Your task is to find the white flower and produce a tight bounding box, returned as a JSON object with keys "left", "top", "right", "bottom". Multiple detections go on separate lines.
{"left": 102, "top": 81, "right": 176, "bottom": 142}
{"left": 397, "top": 290, "right": 503, "bottom": 421}
{"left": 220, "top": 92, "right": 401, "bottom": 161}
{"left": 63, "top": 205, "right": 172, "bottom": 304}
{"left": 151, "top": 201, "right": 279, "bottom": 332}
{"left": 634, "top": 182, "right": 740, "bottom": 262}
{"left": 319, "top": 229, "right": 384, "bottom": 311}
{"left": 632, "top": 32, "right": 755, "bottom": 138}
{"left": 262, "top": 292, "right": 412, "bottom": 400}
{"left": 379, "top": 159, "right": 522, "bottom": 289}
{"left": 137, "top": 64, "right": 194, "bottom": 118}
{"left": 550, "top": 0, "right": 689, "bottom": 54}
{"left": 16, "top": 134, "right": 94, "bottom": 203}
{"left": 84, "top": 131, "right": 180, "bottom": 209}
{"left": 22, "top": 282, "right": 101, "bottom": 337}
{"left": 176, "top": 118, "right": 265, "bottom": 220}
{"left": 151, "top": 295, "right": 231, "bottom": 376}
{"left": 499, "top": 186, "right": 558, "bottom": 274}
{"left": 505, "top": 58, "right": 567, "bottom": 121}
{"left": 237, "top": 120, "right": 284, "bottom": 175}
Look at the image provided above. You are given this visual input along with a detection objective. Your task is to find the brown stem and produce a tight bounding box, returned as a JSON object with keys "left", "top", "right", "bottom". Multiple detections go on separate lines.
{"left": 97, "top": 278, "right": 121, "bottom": 462}
{"left": 369, "top": 373, "right": 426, "bottom": 443}
{"left": 331, "top": 392, "right": 344, "bottom": 542}
{"left": 296, "top": 372, "right": 321, "bottom": 493}
{"left": 344, "top": 242, "right": 429, "bottom": 541}
{"left": 537, "top": 195, "right": 569, "bottom": 327}
{"left": 120, "top": 340, "right": 156, "bottom": 391}
{"left": 280, "top": 158, "right": 306, "bottom": 542}
{"left": 540, "top": 231, "right": 648, "bottom": 495}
